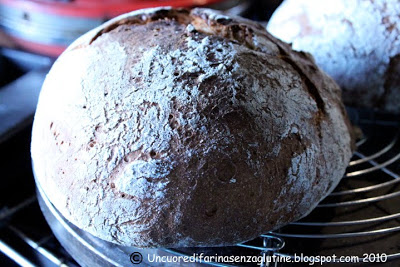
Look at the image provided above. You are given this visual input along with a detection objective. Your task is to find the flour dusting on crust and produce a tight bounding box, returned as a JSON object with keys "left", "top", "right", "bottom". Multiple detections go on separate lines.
{"left": 268, "top": 0, "right": 400, "bottom": 112}
{"left": 31, "top": 7, "right": 353, "bottom": 247}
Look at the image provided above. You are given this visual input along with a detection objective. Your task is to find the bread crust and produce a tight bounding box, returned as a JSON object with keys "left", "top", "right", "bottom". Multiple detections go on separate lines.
{"left": 31, "top": 7, "right": 352, "bottom": 247}
{"left": 268, "top": 0, "right": 400, "bottom": 113}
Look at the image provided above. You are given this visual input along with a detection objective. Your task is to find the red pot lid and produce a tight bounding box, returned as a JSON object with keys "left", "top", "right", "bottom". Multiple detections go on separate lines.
{"left": 0, "top": 0, "right": 225, "bottom": 18}
{"left": 0, "top": 0, "right": 228, "bottom": 56}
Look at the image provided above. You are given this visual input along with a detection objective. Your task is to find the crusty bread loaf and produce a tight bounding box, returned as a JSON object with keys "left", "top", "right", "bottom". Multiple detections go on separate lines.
{"left": 31, "top": 7, "right": 353, "bottom": 248}
{"left": 267, "top": 0, "right": 400, "bottom": 113}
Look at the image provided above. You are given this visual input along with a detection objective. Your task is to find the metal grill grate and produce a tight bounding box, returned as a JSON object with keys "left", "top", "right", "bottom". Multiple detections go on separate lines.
{"left": 2, "top": 110, "right": 399, "bottom": 267}
{"left": 169, "top": 111, "right": 400, "bottom": 266}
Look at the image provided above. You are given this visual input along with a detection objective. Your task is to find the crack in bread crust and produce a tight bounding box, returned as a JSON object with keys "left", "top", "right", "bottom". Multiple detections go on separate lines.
{"left": 31, "top": 7, "right": 353, "bottom": 248}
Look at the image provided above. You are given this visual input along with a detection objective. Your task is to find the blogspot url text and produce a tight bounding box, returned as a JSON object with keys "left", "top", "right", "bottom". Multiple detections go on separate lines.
{"left": 130, "top": 252, "right": 388, "bottom": 265}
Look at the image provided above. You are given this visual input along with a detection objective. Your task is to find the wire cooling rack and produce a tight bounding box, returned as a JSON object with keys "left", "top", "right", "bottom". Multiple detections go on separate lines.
{"left": 7, "top": 109, "right": 399, "bottom": 267}
{"left": 168, "top": 110, "right": 400, "bottom": 266}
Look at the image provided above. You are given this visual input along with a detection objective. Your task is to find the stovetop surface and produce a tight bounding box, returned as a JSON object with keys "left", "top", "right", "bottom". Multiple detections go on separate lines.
{"left": 0, "top": 126, "right": 79, "bottom": 267}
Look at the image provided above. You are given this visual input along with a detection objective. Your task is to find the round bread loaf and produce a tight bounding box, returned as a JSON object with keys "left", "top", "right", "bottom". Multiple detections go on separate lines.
{"left": 31, "top": 7, "right": 353, "bottom": 248}
{"left": 267, "top": 0, "right": 400, "bottom": 113}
